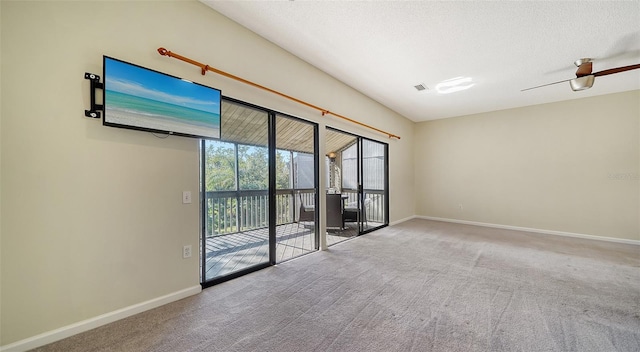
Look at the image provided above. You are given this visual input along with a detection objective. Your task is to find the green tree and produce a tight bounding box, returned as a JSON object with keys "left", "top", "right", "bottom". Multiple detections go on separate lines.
{"left": 205, "top": 141, "right": 235, "bottom": 191}
{"left": 275, "top": 150, "right": 291, "bottom": 189}
{"left": 238, "top": 145, "right": 268, "bottom": 190}
{"left": 205, "top": 141, "right": 298, "bottom": 233}
{"left": 204, "top": 141, "right": 237, "bottom": 235}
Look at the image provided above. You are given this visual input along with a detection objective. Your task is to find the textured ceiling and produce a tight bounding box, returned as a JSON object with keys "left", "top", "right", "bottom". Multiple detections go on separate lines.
{"left": 203, "top": 0, "right": 640, "bottom": 122}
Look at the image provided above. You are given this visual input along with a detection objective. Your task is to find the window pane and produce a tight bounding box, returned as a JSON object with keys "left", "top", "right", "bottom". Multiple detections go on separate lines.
{"left": 362, "top": 139, "right": 387, "bottom": 231}
{"left": 238, "top": 145, "right": 268, "bottom": 190}
{"left": 342, "top": 144, "right": 358, "bottom": 189}
{"left": 362, "top": 140, "right": 385, "bottom": 190}
{"left": 204, "top": 140, "right": 236, "bottom": 191}
{"left": 276, "top": 114, "right": 317, "bottom": 262}
{"left": 203, "top": 100, "right": 269, "bottom": 283}
{"left": 294, "top": 152, "right": 315, "bottom": 189}
{"left": 276, "top": 150, "right": 292, "bottom": 190}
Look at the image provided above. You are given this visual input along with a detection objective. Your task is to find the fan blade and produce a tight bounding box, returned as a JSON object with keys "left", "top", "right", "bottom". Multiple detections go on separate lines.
{"left": 576, "top": 62, "right": 593, "bottom": 77}
{"left": 521, "top": 78, "right": 573, "bottom": 92}
{"left": 594, "top": 64, "right": 640, "bottom": 77}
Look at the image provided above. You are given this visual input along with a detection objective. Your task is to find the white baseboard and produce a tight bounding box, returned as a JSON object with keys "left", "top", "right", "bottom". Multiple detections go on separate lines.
{"left": 0, "top": 285, "right": 202, "bottom": 352}
{"left": 389, "top": 215, "right": 417, "bottom": 227}
{"left": 415, "top": 215, "right": 640, "bottom": 246}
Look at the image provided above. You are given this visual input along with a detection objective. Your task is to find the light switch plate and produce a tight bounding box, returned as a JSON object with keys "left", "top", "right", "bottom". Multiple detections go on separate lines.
{"left": 182, "top": 191, "right": 192, "bottom": 204}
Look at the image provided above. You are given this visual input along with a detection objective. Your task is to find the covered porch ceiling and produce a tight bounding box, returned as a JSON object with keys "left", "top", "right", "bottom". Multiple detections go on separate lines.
{"left": 220, "top": 100, "right": 357, "bottom": 155}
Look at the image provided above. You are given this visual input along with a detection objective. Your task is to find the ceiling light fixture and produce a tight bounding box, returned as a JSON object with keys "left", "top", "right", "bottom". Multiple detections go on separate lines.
{"left": 435, "top": 76, "right": 475, "bottom": 94}
{"left": 569, "top": 75, "right": 595, "bottom": 91}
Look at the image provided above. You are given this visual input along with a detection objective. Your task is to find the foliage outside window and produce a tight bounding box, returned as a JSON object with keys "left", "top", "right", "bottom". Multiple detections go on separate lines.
{"left": 205, "top": 140, "right": 315, "bottom": 235}
{"left": 238, "top": 145, "right": 268, "bottom": 190}
{"left": 205, "top": 141, "right": 236, "bottom": 191}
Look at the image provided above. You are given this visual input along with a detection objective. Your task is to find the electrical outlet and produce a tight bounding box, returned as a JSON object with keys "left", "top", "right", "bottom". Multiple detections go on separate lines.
{"left": 182, "top": 191, "right": 192, "bottom": 204}
{"left": 183, "top": 245, "right": 192, "bottom": 258}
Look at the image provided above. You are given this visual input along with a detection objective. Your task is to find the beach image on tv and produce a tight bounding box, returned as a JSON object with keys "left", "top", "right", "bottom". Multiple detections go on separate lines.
{"left": 104, "top": 57, "right": 221, "bottom": 139}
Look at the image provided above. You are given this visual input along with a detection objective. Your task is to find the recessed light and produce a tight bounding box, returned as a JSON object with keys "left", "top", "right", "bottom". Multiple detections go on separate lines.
{"left": 435, "top": 77, "right": 475, "bottom": 94}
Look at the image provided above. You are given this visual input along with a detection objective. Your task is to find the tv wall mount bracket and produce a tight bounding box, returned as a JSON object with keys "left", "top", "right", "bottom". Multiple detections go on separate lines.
{"left": 84, "top": 72, "right": 103, "bottom": 118}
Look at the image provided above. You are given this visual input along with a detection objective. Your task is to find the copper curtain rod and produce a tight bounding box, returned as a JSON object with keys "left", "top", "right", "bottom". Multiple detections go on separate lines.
{"left": 157, "top": 47, "right": 400, "bottom": 140}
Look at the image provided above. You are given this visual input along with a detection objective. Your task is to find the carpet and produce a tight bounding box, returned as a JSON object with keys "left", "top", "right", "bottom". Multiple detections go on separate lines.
{"left": 32, "top": 219, "right": 640, "bottom": 351}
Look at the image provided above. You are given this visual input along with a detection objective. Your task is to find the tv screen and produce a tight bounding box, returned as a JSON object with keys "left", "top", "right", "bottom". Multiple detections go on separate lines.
{"left": 103, "top": 56, "right": 221, "bottom": 139}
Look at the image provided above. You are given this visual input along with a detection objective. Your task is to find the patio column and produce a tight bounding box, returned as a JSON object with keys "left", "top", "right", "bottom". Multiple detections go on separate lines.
{"left": 318, "top": 125, "right": 328, "bottom": 250}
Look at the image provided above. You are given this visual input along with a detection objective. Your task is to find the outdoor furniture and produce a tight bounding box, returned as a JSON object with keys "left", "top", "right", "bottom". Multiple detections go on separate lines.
{"left": 326, "top": 194, "right": 344, "bottom": 229}
{"left": 298, "top": 192, "right": 315, "bottom": 227}
{"left": 344, "top": 197, "right": 372, "bottom": 225}
{"left": 343, "top": 206, "right": 358, "bottom": 224}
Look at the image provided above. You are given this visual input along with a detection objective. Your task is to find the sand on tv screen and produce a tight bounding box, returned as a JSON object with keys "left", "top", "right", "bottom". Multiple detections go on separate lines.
{"left": 103, "top": 56, "right": 221, "bottom": 139}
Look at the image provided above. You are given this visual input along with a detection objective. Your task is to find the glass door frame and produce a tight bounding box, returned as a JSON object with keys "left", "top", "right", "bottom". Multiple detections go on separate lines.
{"left": 201, "top": 96, "right": 320, "bottom": 288}
{"left": 358, "top": 136, "right": 389, "bottom": 235}
{"left": 326, "top": 127, "right": 389, "bottom": 237}
{"left": 273, "top": 113, "right": 320, "bottom": 262}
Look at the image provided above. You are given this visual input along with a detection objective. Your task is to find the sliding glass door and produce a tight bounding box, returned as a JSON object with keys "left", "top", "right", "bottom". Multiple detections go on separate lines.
{"left": 274, "top": 114, "right": 319, "bottom": 262}
{"left": 202, "top": 100, "right": 271, "bottom": 284}
{"left": 201, "top": 97, "right": 385, "bottom": 284}
{"left": 201, "top": 99, "right": 320, "bottom": 286}
{"left": 325, "top": 129, "right": 358, "bottom": 245}
{"left": 361, "top": 138, "right": 388, "bottom": 233}
{"left": 325, "top": 128, "right": 388, "bottom": 245}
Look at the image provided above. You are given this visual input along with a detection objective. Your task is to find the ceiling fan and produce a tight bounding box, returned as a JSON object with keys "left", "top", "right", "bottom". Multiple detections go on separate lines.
{"left": 522, "top": 58, "right": 640, "bottom": 92}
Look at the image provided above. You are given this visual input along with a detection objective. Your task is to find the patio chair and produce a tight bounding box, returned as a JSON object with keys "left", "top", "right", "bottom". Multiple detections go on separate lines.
{"left": 343, "top": 196, "right": 373, "bottom": 226}
{"left": 298, "top": 192, "right": 315, "bottom": 227}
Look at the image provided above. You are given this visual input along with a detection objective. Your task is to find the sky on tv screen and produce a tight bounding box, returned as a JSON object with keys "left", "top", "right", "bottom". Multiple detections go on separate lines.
{"left": 104, "top": 57, "right": 220, "bottom": 116}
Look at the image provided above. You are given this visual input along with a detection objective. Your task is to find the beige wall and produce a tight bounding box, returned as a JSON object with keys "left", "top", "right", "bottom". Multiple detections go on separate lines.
{"left": 4, "top": 0, "right": 636, "bottom": 347}
{"left": 0, "top": 0, "right": 415, "bottom": 346}
{"left": 415, "top": 90, "right": 640, "bottom": 241}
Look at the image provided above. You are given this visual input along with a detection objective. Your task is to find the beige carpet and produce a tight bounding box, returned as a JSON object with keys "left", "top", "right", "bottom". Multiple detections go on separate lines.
{"left": 33, "top": 219, "right": 640, "bottom": 351}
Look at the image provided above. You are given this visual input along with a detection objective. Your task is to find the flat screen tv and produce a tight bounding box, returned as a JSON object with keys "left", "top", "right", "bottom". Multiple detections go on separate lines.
{"left": 103, "top": 56, "right": 221, "bottom": 139}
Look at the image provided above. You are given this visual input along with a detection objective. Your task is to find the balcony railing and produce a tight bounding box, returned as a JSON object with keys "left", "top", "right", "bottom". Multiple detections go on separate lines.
{"left": 205, "top": 188, "right": 385, "bottom": 237}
